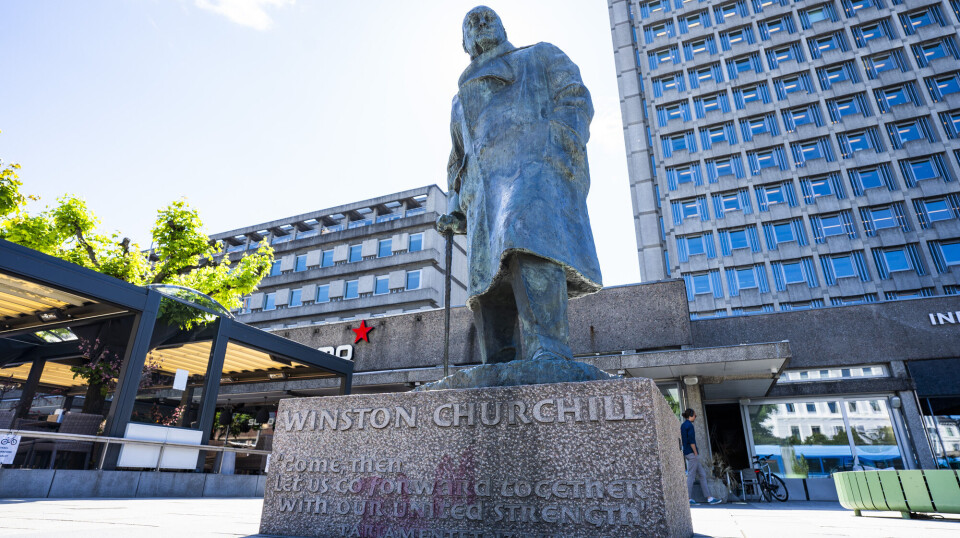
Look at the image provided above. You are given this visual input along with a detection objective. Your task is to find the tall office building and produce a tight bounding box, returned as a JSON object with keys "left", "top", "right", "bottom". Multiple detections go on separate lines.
{"left": 608, "top": 0, "right": 960, "bottom": 317}
{"left": 209, "top": 185, "right": 467, "bottom": 330}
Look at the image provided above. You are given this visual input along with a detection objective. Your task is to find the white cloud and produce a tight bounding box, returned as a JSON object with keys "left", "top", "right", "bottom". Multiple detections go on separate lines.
{"left": 194, "top": 0, "right": 295, "bottom": 31}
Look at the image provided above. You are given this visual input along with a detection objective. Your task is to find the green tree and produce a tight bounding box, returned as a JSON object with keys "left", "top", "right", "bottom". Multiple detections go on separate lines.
{"left": 1, "top": 154, "right": 273, "bottom": 307}
{"left": 2, "top": 139, "right": 274, "bottom": 407}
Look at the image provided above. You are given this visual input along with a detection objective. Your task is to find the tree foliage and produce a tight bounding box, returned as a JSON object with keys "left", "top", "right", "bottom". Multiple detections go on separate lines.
{"left": 1, "top": 137, "right": 273, "bottom": 314}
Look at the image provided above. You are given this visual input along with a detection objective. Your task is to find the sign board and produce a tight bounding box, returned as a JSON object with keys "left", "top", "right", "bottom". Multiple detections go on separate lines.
{"left": 0, "top": 434, "right": 20, "bottom": 464}
{"left": 173, "top": 368, "right": 189, "bottom": 391}
{"left": 259, "top": 378, "right": 692, "bottom": 537}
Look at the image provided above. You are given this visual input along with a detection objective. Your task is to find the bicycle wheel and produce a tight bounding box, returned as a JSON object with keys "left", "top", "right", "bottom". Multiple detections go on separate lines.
{"left": 767, "top": 474, "right": 789, "bottom": 502}
{"left": 756, "top": 475, "right": 770, "bottom": 502}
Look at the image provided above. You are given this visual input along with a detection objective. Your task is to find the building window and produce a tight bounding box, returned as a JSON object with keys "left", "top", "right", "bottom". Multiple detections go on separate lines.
{"left": 803, "top": 176, "right": 835, "bottom": 201}
{"left": 772, "top": 258, "right": 818, "bottom": 289}
{"left": 378, "top": 239, "right": 393, "bottom": 258}
{"left": 729, "top": 229, "right": 749, "bottom": 250}
{"left": 828, "top": 94, "right": 871, "bottom": 121}
{"left": 903, "top": 156, "right": 946, "bottom": 184}
{"left": 882, "top": 250, "right": 910, "bottom": 272}
{"left": 939, "top": 111, "right": 960, "bottom": 139}
{"left": 733, "top": 267, "right": 760, "bottom": 290}
{"left": 677, "top": 233, "right": 717, "bottom": 261}
{"left": 783, "top": 262, "right": 807, "bottom": 284}
{"left": 295, "top": 255, "right": 307, "bottom": 272}
{"left": 344, "top": 280, "right": 359, "bottom": 299}
{"left": 755, "top": 182, "right": 798, "bottom": 210}
{"left": 876, "top": 84, "right": 921, "bottom": 111}
{"left": 929, "top": 73, "right": 960, "bottom": 102}
{"left": 901, "top": 7, "right": 943, "bottom": 34}
{"left": 264, "top": 292, "right": 277, "bottom": 311}
{"left": 348, "top": 244, "right": 362, "bottom": 263}
{"left": 269, "top": 261, "right": 282, "bottom": 277}
{"left": 406, "top": 270, "right": 421, "bottom": 290}
{"left": 863, "top": 50, "right": 905, "bottom": 79}
{"left": 690, "top": 273, "right": 712, "bottom": 295}
{"left": 321, "top": 249, "right": 334, "bottom": 267}
{"left": 404, "top": 233, "right": 423, "bottom": 253}
{"left": 848, "top": 164, "right": 895, "bottom": 195}
{"left": 930, "top": 240, "right": 960, "bottom": 272}
{"left": 289, "top": 289, "right": 302, "bottom": 307}
{"left": 316, "top": 285, "right": 330, "bottom": 303}
{"left": 683, "top": 270, "right": 723, "bottom": 299}
{"left": 809, "top": 33, "right": 846, "bottom": 58}
{"left": 872, "top": 244, "right": 926, "bottom": 279}
{"left": 915, "top": 196, "right": 960, "bottom": 228}
{"left": 375, "top": 276, "right": 390, "bottom": 295}
{"left": 682, "top": 199, "right": 701, "bottom": 220}
{"left": 827, "top": 254, "right": 857, "bottom": 279}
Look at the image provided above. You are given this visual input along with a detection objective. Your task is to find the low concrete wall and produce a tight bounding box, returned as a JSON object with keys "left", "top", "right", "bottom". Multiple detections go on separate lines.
{"left": 0, "top": 469, "right": 264, "bottom": 499}
{"left": 782, "top": 478, "right": 840, "bottom": 501}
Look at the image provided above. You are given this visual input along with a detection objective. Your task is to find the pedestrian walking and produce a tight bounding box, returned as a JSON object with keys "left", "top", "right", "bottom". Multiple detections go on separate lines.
{"left": 681, "top": 408, "right": 721, "bottom": 505}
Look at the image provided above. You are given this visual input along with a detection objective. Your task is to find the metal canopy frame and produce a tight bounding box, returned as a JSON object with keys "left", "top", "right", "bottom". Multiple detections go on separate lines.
{"left": 0, "top": 239, "right": 353, "bottom": 468}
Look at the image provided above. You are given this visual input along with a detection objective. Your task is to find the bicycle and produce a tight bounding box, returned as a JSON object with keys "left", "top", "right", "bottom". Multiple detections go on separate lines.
{"left": 752, "top": 454, "right": 789, "bottom": 502}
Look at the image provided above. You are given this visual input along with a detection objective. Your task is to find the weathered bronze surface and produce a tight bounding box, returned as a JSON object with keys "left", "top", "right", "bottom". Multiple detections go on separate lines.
{"left": 436, "top": 6, "right": 604, "bottom": 381}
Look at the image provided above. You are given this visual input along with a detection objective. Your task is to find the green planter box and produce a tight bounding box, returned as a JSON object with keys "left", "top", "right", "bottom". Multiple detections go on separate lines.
{"left": 833, "top": 470, "right": 960, "bottom": 519}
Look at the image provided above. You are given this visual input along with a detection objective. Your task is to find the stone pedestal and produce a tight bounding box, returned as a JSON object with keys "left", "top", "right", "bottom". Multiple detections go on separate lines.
{"left": 259, "top": 377, "right": 692, "bottom": 537}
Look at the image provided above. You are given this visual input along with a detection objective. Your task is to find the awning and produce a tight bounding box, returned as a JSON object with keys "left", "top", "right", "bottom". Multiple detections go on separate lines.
{"left": 584, "top": 341, "right": 790, "bottom": 400}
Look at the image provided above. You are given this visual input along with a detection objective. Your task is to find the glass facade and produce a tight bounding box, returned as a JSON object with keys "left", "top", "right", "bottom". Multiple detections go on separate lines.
{"left": 746, "top": 396, "right": 904, "bottom": 478}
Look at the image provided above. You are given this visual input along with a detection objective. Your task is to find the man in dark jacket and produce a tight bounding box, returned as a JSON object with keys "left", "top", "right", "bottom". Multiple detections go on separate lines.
{"left": 437, "top": 6, "right": 602, "bottom": 365}
{"left": 681, "top": 408, "right": 721, "bottom": 505}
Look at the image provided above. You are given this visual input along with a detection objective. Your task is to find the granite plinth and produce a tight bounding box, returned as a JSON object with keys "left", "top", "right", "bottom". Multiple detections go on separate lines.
{"left": 259, "top": 377, "right": 692, "bottom": 538}
{"left": 414, "top": 358, "right": 617, "bottom": 391}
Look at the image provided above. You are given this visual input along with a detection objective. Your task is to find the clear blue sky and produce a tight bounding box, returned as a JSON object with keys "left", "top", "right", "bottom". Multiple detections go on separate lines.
{"left": 0, "top": 1, "right": 642, "bottom": 286}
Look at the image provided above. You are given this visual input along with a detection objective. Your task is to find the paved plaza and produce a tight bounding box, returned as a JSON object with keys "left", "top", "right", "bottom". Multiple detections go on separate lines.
{"left": 0, "top": 498, "right": 957, "bottom": 537}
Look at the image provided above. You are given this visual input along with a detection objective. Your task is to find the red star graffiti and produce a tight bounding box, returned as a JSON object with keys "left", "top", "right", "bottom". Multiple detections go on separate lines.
{"left": 352, "top": 320, "right": 374, "bottom": 343}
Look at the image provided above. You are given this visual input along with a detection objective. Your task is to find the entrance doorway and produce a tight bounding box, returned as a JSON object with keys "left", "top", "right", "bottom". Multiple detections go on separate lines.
{"left": 706, "top": 403, "right": 750, "bottom": 471}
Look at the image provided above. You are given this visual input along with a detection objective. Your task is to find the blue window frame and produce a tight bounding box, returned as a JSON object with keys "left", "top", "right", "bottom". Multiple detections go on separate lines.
{"left": 263, "top": 292, "right": 276, "bottom": 311}
{"left": 377, "top": 239, "right": 393, "bottom": 258}
{"left": 928, "top": 74, "right": 960, "bottom": 102}
{"left": 406, "top": 270, "right": 421, "bottom": 290}
{"left": 409, "top": 233, "right": 423, "bottom": 252}
{"left": 269, "top": 260, "right": 281, "bottom": 277}
{"left": 863, "top": 50, "right": 905, "bottom": 79}
{"left": 289, "top": 289, "right": 302, "bottom": 307}
{"left": 729, "top": 229, "right": 749, "bottom": 250}
{"left": 316, "top": 284, "right": 330, "bottom": 303}
{"left": 348, "top": 244, "right": 362, "bottom": 263}
{"left": 876, "top": 83, "right": 922, "bottom": 111}
{"left": 782, "top": 262, "right": 805, "bottom": 284}
{"left": 774, "top": 222, "right": 794, "bottom": 243}
{"left": 344, "top": 280, "right": 359, "bottom": 299}
{"left": 763, "top": 219, "right": 808, "bottom": 248}
{"left": 759, "top": 15, "right": 796, "bottom": 39}
{"left": 321, "top": 249, "right": 334, "bottom": 267}
{"left": 860, "top": 169, "right": 883, "bottom": 189}
{"left": 375, "top": 276, "right": 389, "bottom": 295}
{"left": 828, "top": 93, "right": 871, "bottom": 121}
{"left": 809, "top": 178, "right": 831, "bottom": 197}
{"left": 915, "top": 196, "right": 959, "bottom": 227}
{"left": 295, "top": 255, "right": 307, "bottom": 272}
{"left": 873, "top": 244, "right": 926, "bottom": 278}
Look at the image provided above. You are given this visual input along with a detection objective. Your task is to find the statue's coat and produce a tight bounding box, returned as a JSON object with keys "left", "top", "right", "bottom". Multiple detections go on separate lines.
{"left": 447, "top": 40, "right": 603, "bottom": 311}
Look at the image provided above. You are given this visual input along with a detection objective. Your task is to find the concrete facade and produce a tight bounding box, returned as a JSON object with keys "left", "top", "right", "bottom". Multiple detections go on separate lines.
{"left": 215, "top": 281, "right": 960, "bottom": 500}
{"left": 608, "top": 0, "right": 960, "bottom": 318}
{"left": 209, "top": 185, "right": 468, "bottom": 330}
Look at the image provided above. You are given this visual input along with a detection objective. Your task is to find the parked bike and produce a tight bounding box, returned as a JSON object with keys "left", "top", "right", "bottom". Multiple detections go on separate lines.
{"left": 752, "top": 455, "right": 789, "bottom": 502}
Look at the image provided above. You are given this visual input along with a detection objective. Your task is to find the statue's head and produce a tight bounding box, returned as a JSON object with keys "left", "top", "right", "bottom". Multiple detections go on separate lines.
{"left": 462, "top": 6, "right": 507, "bottom": 59}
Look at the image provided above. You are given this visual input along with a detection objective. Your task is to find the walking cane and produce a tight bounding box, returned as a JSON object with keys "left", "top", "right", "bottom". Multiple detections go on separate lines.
{"left": 442, "top": 229, "right": 453, "bottom": 378}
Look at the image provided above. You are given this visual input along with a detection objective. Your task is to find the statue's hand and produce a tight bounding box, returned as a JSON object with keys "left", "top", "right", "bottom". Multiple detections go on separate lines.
{"left": 436, "top": 213, "right": 467, "bottom": 235}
